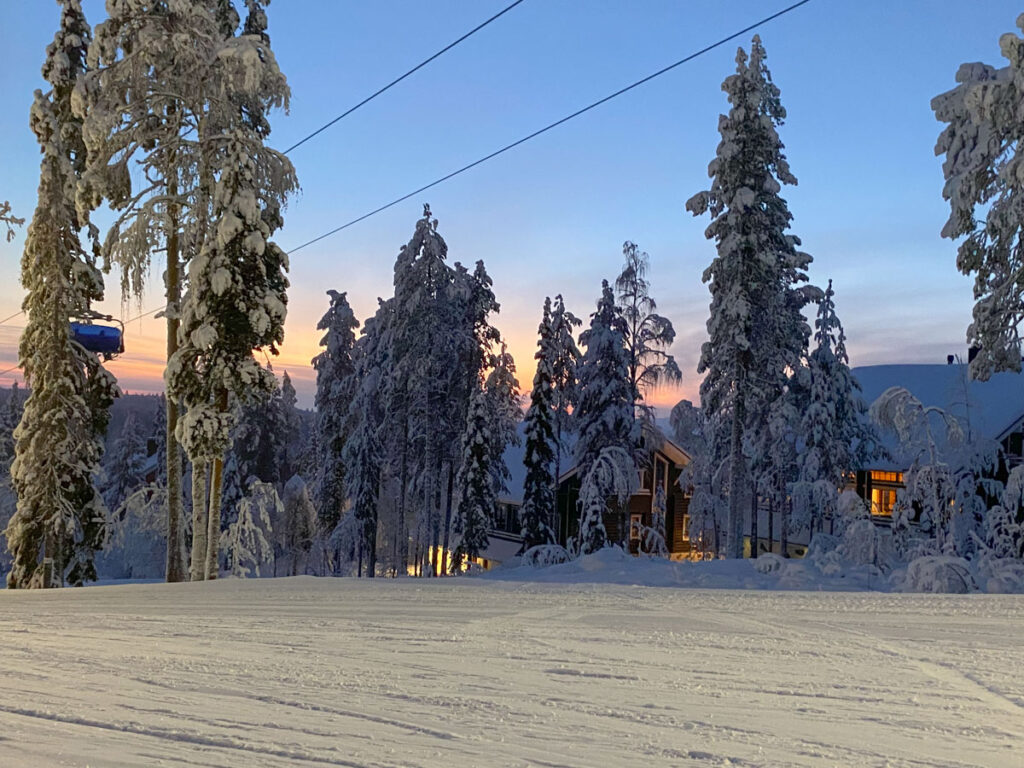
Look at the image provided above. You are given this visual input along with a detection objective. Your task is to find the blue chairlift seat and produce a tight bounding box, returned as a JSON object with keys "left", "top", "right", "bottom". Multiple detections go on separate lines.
{"left": 70, "top": 321, "right": 124, "bottom": 356}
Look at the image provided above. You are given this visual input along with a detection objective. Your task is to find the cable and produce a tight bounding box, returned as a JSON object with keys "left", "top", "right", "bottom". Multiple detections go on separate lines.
{"left": 282, "top": 0, "right": 526, "bottom": 155}
{"left": 124, "top": 305, "right": 164, "bottom": 324}
{"left": 3, "top": 1, "right": 812, "bottom": 345}
{"left": 0, "top": 363, "right": 20, "bottom": 378}
{"left": 0, "top": 310, "right": 24, "bottom": 326}
{"left": 287, "top": 0, "right": 813, "bottom": 254}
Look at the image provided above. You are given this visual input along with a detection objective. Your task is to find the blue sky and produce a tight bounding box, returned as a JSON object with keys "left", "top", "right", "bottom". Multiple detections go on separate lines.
{"left": 1, "top": 1, "right": 1020, "bottom": 406}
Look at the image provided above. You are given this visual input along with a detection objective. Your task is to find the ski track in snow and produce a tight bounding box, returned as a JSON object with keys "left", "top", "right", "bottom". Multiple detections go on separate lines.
{"left": 0, "top": 578, "right": 1021, "bottom": 767}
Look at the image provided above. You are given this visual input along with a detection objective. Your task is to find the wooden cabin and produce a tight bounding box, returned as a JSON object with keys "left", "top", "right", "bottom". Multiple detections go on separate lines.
{"left": 554, "top": 437, "right": 693, "bottom": 559}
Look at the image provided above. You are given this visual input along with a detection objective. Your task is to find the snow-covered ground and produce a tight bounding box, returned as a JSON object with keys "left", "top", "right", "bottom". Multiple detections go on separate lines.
{"left": 1, "top": 577, "right": 1021, "bottom": 768}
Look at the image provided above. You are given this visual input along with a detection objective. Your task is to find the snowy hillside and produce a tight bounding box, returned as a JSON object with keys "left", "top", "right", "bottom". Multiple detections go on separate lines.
{"left": 1, "top": 578, "right": 1021, "bottom": 767}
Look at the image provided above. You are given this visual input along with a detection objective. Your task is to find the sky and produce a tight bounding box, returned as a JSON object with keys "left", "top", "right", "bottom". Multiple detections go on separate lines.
{"left": 1, "top": 0, "right": 1021, "bottom": 410}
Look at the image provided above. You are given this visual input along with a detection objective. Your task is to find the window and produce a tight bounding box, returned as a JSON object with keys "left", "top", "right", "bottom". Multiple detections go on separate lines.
{"left": 637, "top": 469, "right": 651, "bottom": 493}
{"left": 630, "top": 513, "right": 642, "bottom": 542}
{"left": 871, "top": 487, "right": 896, "bottom": 517}
{"left": 869, "top": 470, "right": 903, "bottom": 484}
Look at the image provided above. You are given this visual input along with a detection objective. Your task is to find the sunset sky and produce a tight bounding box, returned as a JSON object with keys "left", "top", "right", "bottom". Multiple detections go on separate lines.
{"left": 2, "top": 1, "right": 1020, "bottom": 410}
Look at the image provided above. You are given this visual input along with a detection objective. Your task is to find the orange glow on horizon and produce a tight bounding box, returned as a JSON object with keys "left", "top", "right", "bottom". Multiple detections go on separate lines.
{"left": 1, "top": 308, "right": 695, "bottom": 415}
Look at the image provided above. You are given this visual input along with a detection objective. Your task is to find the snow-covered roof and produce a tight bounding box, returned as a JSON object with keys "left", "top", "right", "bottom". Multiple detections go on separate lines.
{"left": 479, "top": 532, "right": 523, "bottom": 564}
{"left": 853, "top": 364, "right": 1024, "bottom": 444}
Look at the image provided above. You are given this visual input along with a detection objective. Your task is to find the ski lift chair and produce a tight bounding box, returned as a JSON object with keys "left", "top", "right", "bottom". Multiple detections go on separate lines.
{"left": 70, "top": 312, "right": 124, "bottom": 360}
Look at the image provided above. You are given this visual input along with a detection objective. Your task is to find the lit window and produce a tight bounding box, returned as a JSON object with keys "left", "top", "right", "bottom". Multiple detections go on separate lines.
{"left": 871, "top": 487, "right": 896, "bottom": 516}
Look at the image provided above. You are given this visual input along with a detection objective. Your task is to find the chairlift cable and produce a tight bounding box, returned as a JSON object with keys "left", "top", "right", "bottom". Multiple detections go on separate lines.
{"left": 286, "top": 0, "right": 814, "bottom": 254}
{"left": 281, "top": 0, "right": 527, "bottom": 155}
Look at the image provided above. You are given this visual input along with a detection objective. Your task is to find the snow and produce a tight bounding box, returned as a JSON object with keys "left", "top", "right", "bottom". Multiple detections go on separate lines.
{"left": 1, "top": 575, "right": 1022, "bottom": 767}
{"left": 854, "top": 364, "right": 1024, "bottom": 445}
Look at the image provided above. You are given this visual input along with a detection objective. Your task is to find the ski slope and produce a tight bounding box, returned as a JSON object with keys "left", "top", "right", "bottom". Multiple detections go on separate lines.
{"left": 0, "top": 577, "right": 1021, "bottom": 767}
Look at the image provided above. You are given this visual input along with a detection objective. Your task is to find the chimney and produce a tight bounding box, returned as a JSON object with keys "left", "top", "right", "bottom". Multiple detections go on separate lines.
{"left": 947, "top": 355, "right": 955, "bottom": 365}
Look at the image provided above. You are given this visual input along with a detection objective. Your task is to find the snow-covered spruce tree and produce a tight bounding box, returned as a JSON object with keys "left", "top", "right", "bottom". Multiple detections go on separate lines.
{"left": 451, "top": 386, "right": 495, "bottom": 571}
{"left": 342, "top": 303, "right": 389, "bottom": 577}
{"left": 988, "top": 467, "right": 1023, "bottom": 559}
{"left": 101, "top": 411, "right": 148, "bottom": 512}
{"left": 6, "top": 1, "right": 119, "bottom": 589}
{"left": 0, "top": 383, "right": 23, "bottom": 474}
{"left": 520, "top": 298, "right": 559, "bottom": 549}
{"left": 615, "top": 241, "right": 681, "bottom": 423}
{"left": 312, "top": 290, "right": 358, "bottom": 536}
{"left": 933, "top": 16, "right": 1024, "bottom": 380}
{"left": 574, "top": 280, "right": 638, "bottom": 549}
{"left": 578, "top": 446, "right": 636, "bottom": 555}
{"left": 687, "top": 36, "right": 817, "bottom": 559}
{"left": 484, "top": 342, "right": 521, "bottom": 505}
{"left": 0, "top": 385, "right": 24, "bottom": 573}
{"left": 549, "top": 294, "right": 582, "bottom": 495}
{"left": 670, "top": 399, "right": 723, "bottom": 557}
{"left": 758, "top": 365, "right": 808, "bottom": 557}
{"left": 275, "top": 474, "right": 316, "bottom": 576}
{"left": 791, "top": 280, "right": 879, "bottom": 539}
{"left": 278, "top": 371, "right": 302, "bottom": 482}
{"left": 167, "top": 2, "right": 297, "bottom": 581}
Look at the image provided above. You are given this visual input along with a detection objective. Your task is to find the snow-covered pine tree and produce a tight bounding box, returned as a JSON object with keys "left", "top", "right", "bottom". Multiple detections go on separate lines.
{"left": 451, "top": 386, "right": 496, "bottom": 571}
{"left": 687, "top": 36, "right": 817, "bottom": 558}
{"left": 78, "top": 0, "right": 292, "bottom": 582}
{"left": 167, "top": 0, "right": 297, "bottom": 581}
{"left": 102, "top": 411, "right": 147, "bottom": 513}
{"left": 520, "top": 298, "right": 559, "bottom": 548}
{"left": 79, "top": 1, "right": 219, "bottom": 582}
{"left": 312, "top": 290, "right": 358, "bottom": 535}
{"left": 221, "top": 479, "right": 277, "bottom": 578}
{"left": 549, "top": 294, "right": 581, "bottom": 495}
{"left": 6, "top": 1, "right": 119, "bottom": 589}
{"left": 932, "top": 16, "right": 1024, "bottom": 380}
{"left": 575, "top": 280, "right": 637, "bottom": 549}
{"left": 615, "top": 241, "right": 681, "bottom": 422}
{"left": 792, "top": 280, "right": 878, "bottom": 538}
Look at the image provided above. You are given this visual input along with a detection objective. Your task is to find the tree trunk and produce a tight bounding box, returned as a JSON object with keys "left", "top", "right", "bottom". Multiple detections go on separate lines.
{"left": 440, "top": 464, "right": 454, "bottom": 575}
{"left": 749, "top": 487, "right": 758, "bottom": 558}
{"left": 397, "top": 416, "right": 409, "bottom": 576}
{"left": 164, "top": 201, "right": 186, "bottom": 582}
{"left": 190, "top": 460, "right": 208, "bottom": 581}
{"left": 205, "top": 389, "right": 229, "bottom": 579}
{"left": 726, "top": 395, "right": 746, "bottom": 559}
{"left": 780, "top": 483, "right": 790, "bottom": 558}
{"left": 767, "top": 501, "right": 775, "bottom": 555}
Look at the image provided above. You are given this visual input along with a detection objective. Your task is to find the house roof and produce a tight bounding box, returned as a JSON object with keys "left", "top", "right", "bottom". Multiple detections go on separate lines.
{"left": 853, "top": 363, "right": 1024, "bottom": 444}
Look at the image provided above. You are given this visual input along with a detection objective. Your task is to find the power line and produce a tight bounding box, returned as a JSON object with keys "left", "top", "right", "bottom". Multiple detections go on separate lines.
{"left": 0, "top": 2, "right": 530, "bottom": 333}
{"left": 0, "top": 310, "right": 24, "bottom": 326}
{"left": 282, "top": 0, "right": 527, "bottom": 155}
{"left": 0, "top": 363, "right": 20, "bottom": 378}
{"left": 3, "top": 0, "right": 813, "bottom": 348}
{"left": 287, "top": 0, "right": 814, "bottom": 255}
